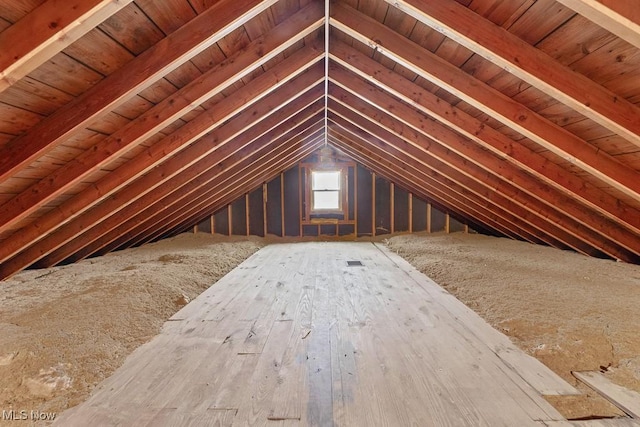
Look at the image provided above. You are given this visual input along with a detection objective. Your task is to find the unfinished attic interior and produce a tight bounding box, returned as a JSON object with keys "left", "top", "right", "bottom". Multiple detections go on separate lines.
{"left": 1, "top": 0, "right": 640, "bottom": 424}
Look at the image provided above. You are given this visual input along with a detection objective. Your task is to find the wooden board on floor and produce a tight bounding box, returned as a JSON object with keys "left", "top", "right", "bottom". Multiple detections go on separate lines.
{"left": 54, "top": 242, "right": 579, "bottom": 426}
{"left": 573, "top": 371, "right": 640, "bottom": 418}
{"left": 543, "top": 418, "right": 640, "bottom": 427}
{"left": 375, "top": 242, "right": 580, "bottom": 397}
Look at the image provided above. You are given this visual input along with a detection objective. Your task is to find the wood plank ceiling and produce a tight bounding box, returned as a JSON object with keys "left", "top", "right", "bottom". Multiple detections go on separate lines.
{"left": 0, "top": 0, "right": 639, "bottom": 279}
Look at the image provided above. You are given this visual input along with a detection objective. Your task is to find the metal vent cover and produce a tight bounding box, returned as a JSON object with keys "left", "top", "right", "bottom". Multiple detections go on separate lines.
{"left": 346, "top": 260, "right": 363, "bottom": 267}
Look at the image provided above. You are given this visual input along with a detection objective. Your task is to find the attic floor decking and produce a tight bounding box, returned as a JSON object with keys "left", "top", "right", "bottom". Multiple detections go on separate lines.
{"left": 55, "top": 242, "right": 579, "bottom": 426}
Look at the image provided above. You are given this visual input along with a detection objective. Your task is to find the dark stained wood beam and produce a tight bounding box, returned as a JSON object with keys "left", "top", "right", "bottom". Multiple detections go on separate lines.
{"left": 0, "top": 53, "right": 324, "bottom": 265}
{"left": 385, "top": 0, "right": 640, "bottom": 148}
{"left": 0, "top": 0, "right": 134, "bottom": 93}
{"left": 556, "top": 0, "right": 640, "bottom": 49}
{"left": 0, "top": 4, "right": 324, "bottom": 234}
{"left": 329, "top": 63, "right": 640, "bottom": 259}
{"left": 0, "top": 0, "right": 277, "bottom": 185}
{"left": 0, "top": 79, "right": 324, "bottom": 279}
{"left": 331, "top": 3, "right": 640, "bottom": 201}
{"left": 330, "top": 40, "right": 640, "bottom": 237}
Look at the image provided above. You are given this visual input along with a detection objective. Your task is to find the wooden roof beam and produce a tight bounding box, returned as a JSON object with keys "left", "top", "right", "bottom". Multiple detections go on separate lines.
{"left": 79, "top": 129, "right": 324, "bottom": 258}
{"left": 330, "top": 90, "right": 636, "bottom": 261}
{"left": 0, "top": 0, "right": 277, "bottom": 185}
{"left": 326, "top": 126, "right": 527, "bottom": 242}
{"left": 326, "top": 138, "right": 498, "bottom": 238}
{"left": 384, "top": 0, "right": 640, "bottom": 148}
{"left": 330, "top": 63, "right": 640, "bottom": 259}
{"left": 328, "top": 109, "right": 569, "bottom": 250}
{"left": 134, "top": 131, "right": 325, "bottom": 248}
{"left": 329, "top": 40, "right": 640, "bottom": 237}
{"left": 27, "top": 88, "right": 324, "bottom": 270}
{"left": 328, "top": 92, "right": 623, "bottom": 259}
{"left": 555, "top": 0, "right": 640, "bottom": 49}
{"left": 0, "top": 4, "right": 324, "bottom": 234}
{"left": 327, "top": 136, "right": 514, "bottom": 241}
{"left": 326, "top": 133, "right": 497, "bottom": 238}
{"left": 0, "top": 79, "right": 324, "bottom": 279}
{"left": 0, "top": 0, "right": 134, "bottom": 93}
{"left": 90, "top": 121, "right": 325, "bottom": 256}
{"left": 145, "top": 133, "right": 325, "bottom": 248}
{"left": 331, "top": 3, "right": 640, "bottom": 201}
{"left": 0, "top": 52, "right": 324, "bottom": 265}
{"left": 329, "top": 107, "right": 556, "bottom": 247}
{"left": 327, "top": 128, "right": 508, "bottom": 238}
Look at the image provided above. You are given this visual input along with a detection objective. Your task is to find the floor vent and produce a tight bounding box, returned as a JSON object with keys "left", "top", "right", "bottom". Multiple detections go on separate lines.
{"left": 347, "top": 260, "right": 363, "bottom": 267}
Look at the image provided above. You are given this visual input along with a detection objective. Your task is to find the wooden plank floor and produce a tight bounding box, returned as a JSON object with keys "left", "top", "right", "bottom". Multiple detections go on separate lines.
{"left": 54, "top": 242, "right": 579, "bottom": 426}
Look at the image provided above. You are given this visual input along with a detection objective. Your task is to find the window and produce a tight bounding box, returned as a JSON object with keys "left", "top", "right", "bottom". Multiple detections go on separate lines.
{"left": 311, "top": 170, "right": 341, "bottom": 211}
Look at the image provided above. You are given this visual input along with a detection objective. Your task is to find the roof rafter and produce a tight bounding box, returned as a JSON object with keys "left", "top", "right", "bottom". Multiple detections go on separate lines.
{"left": 386, "top": 0, "right": 640, "bottom": 148}
{"left": 0, "top": 48, "right": 324, "bottom": 267}
{"left": 328, "top": 54, "right": 640, "bottom": 258}
{"left": 328, "top": 100, "right": 563, "bottom": 248}
{"left": 54, "top": 106, "right": 324, "bottom": 263}
{"left": 0, "top": 0, "right": 278, "bottom": 185}
{"left": 78, "top": 120, "right": 326, "bottom": 259}
{"left": 331, "top": 3, "right": 640, "bottom": 201}
{"left": 329, "top": 136, "right": 496, "bottom": 239}
{"left": 329, "top": 40, "right": 640, "bottom": 236}
{"left": 327, "top": 96, "right": 602, "bottom": 257}
{"left": 0, "top": 73, "right": 325, "bottom": 278}
{"left": 0, "top": 0, "right": 134, "bottom": 93}
{"left": 0, "top": 2, "right": 324, "bottom": 234}
{"left": 155, "top": 131, "right": 325, "bottom": 248}
{"left": 31, "top": 83, "right": 325, "bottom": 269}
{"left": 555, "top": 0, "right": 640, "bottom": 49}
{"left": 326, "top": 123, "right": 535, "bottom": 243}
{"left": 326, "top": 127, "right": 511, "bottom": 239}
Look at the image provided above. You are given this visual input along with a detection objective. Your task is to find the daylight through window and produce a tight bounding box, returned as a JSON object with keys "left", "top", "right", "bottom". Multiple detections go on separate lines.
{"left": 311, "top": 170, "right": 341, "bottom": 211}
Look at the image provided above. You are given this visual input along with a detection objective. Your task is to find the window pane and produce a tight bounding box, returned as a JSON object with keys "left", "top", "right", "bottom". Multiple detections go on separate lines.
{"left": 313, "top": 191, "right": 340, "bottom": 210}
{"left": 312, "top": 171, "right": 340, "bottom": 190}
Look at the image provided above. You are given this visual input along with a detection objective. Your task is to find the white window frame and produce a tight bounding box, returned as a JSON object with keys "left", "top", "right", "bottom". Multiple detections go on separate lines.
{"left": 310, "top": 169, "right": 342, "bottom": 213}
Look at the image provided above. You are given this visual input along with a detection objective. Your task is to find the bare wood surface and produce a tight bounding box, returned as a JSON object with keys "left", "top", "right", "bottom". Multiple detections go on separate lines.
{"left": 331, "top": 3, "right": 640, "bottom": 202}
{"left": 555, "top": 0, "right": 640, "bottom": 49}
{"left": 0, "top": 0, "right": 133, "bottom": 93}
{"left": 573, "top": 371, "right": 640, "bottom": 418}
{"left": 543, "top": 419, "right": 640, "bottom": 427}
{"left": 329, "top": 40, "right": 640, "bottom": 237}
{"left": 0, "top": 50, "right": 323, "bottom": 273}
{"left": 0, "top": 3, "right": 323, "bottom": 234}
{"left": 328, "top": 91, "right": 597, "bottom": 255}
{"left": 54, "top": 242, "right": 575, "bottom": 426}
{"left": 328, "top": 126, "right": 530, "bottom": 242}
{"left": 379, "top": 243, "right": 580, "bottom": 397}
{"left": 386, "top": 0, "right": 640, "bottom": 147}
{"left": 0, "top": 0, "right": 277, "bottom": 185}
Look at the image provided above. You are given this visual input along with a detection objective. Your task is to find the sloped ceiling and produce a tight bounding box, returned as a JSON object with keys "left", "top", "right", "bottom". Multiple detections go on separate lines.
{"left": 0, "top": 0, "right": 639, "bottom": 279}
